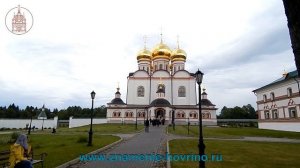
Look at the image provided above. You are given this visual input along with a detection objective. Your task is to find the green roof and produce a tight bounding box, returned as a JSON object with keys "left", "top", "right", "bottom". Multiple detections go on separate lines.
{"left": 38, "top": 110, "right": 47, "bottom": 119}
{"left": 253, "top": 70, "right": 298, "bottom": 92}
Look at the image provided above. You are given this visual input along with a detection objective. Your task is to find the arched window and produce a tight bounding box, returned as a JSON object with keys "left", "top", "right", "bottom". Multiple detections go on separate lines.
{"left": 155, "top": 65, "right": 157, "bottom": 71}
{"left": 157, "top": 84, "right": 165, "bottom": 93}
{"left": 263, "top": 94, "right": 267, "bottom": 102}
{"left": 287, "top": 88, "right": 292, "bottom": 97}
{"left": 176, "top": 111, "right": 185, "bottom": 118}
{"left": 159, "top": 64, "right": 163, "bottom": 70}
{"left": 189, "top": 112, "right": 197, "bottom": 118}
{"left": 137, "top": 86, "right": 145, "bottom": 97}
{"left": 272, "top": 109, "right": 278, "bottom": 119}
{"left": 264, "top": 111, "right": 270, "bottom": 119}
{"left": 270, "top": 92, "right": 275, "bottom": 101}
{"left": 138, "top": 112, "right": 145, "bottom": 118}
{"left": 113, "top": 111, "right": 121, "bottom": 117}
{"left": 178, "top": 86, "right": 186, "bottom": 97}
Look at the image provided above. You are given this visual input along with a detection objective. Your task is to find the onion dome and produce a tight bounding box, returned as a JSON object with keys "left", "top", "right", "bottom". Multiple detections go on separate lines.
{"left": 150, "top": 98, "right": 171, "bottom": 107}
{"left": 137, "top": 48, "right": 152, "bottom": 62}
{"left": 171, "top": 48, "right": 186, "bottom": 62}
{"left": 152, "top": 42, "right": 172, "bottom": 60}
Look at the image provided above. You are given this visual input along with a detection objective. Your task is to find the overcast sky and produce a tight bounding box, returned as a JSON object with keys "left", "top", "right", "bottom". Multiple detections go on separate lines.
{"left": 0, "top": 0, "right": 296, "bottom": 113}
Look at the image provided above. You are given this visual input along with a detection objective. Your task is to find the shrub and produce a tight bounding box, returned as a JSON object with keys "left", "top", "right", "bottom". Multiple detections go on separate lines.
{"left": 77, "top": 136, "right": 87, "bottom": 143}
{"left": 9, "top": 132, "right": 21, "bottom": 143}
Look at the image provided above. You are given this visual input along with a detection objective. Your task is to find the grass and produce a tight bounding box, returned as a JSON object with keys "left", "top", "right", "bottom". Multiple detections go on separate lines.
{"left": 0, "top": 134, "right": 120, "bottom": 168}
{"left": 57, "top": 123, "right": 144, "bottom": 134}
{"left": 169, "top": 139, "right": 300, "bottom": 168}
{"left": 0, "top": 124, "right": 144, "bottom": 167}
{"left": 168, "top": 125, "right": 300, "bottom": 139}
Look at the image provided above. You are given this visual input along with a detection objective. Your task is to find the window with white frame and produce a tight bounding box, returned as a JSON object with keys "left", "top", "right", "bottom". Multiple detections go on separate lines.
{"left": 137, "top": 86, "right": 145, "bottom": 97}
{"left": 178, "top": 86, "right": 186, "bottom": 97}
{"left": 289, "top": 107, "right": 297, "bottom": 118}
{"left": 270, "top": 92, "right": 275, "bottom": 101}
{"left": 263, "top": 94, "right": 267, "bottom": 102}
{"left": 264, "top": 111, "right": 270, "bottom": 119}
{"left": 272, "top": 109, "right": 278, "bottom": 119}
{"left": 287, "top": 88, "right": 292, "bottom": 97}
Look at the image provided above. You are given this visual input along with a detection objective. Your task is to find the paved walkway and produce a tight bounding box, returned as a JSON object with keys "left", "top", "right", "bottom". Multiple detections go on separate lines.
{"left": 75, "top": 125, "right": 167, "bottom": 168}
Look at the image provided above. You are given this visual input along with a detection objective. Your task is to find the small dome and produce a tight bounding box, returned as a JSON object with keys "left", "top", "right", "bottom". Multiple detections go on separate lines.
{"left": 137, "top": 49, "right": 151, "bottom": 62}
{"left": 150, "top": 98, "right": 171, "bottom": 107}
{"left": 171, "top": 48, "right": 186, "bottom": 62}
{"left": 110, "top": 98, "right": 126, "bottom": 105}
{"left": 199, "top": 99, "right": 215, "bottom": 106}
{"left": 152, "top": 42, "right": 171, "bottom": 60}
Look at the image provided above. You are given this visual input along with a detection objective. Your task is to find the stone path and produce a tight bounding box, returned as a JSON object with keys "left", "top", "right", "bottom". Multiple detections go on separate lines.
{"left": 74, "top": 125, "right": 167, "bottom": 168}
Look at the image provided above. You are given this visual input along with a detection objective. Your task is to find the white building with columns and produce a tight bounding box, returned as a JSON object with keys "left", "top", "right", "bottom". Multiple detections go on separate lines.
{"left": 106, "top": 37, "right": 217, "bottom": 125}
{"left": 253, "top": 70, "right": 300, "bottom": 132}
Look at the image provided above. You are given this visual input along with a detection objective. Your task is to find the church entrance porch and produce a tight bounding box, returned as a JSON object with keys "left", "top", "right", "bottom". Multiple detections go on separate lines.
{"left": 155, "top": 108, "right": 165, "bottom": 119}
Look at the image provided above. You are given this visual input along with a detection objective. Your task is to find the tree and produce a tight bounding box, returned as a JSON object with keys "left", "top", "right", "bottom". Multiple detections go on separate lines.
{"left": 218, "top": 104, "right": 257, "bottom": 119}
{"left": 282, "top": 1, "right": 300, "bottom": 76}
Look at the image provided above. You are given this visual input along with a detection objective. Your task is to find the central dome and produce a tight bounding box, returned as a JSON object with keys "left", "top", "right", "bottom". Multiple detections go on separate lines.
{"left": 152, "top": 42, "right": 171, "bottom": 60}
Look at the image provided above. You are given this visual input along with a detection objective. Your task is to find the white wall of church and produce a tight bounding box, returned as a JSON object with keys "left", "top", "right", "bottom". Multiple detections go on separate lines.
{"left": 172, "top": 78, "right": 197, "bottom": 105}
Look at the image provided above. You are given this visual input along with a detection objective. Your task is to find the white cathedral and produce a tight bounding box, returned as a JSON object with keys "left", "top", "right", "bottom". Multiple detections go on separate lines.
{"left": 107, "top": 36, "right": 217, "bottom": 125}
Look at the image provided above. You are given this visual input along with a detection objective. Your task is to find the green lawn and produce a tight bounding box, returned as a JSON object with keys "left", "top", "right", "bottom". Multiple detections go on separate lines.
{"left": 0, "top": 134, "right": 120, "bottom": 168}
{"left": 168, "top": 125, "right": 300, "bottom": 139}
{"left": 169, "top": 139, "right": 300, "bottom": 168}
{"left": 57, "top": 123, "right": 144, "bottom": 134}
{"left": 0, "top": 124, "right": 144, "bottom": 168}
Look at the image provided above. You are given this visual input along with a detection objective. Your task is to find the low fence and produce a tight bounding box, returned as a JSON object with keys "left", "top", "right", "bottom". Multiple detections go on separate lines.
{"left": 217, "top": 119, "right": 258, "bottom": 127}
{"left": 0, "top": 116, "right": 58, "bottom": 129}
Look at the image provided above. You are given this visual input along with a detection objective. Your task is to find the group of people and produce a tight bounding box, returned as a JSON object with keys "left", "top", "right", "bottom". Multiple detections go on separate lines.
{"left": 144, "top": 118, "right": 166, "bottom": 132}
{"left": 150, "top": 118, "right": 165, "bottom": 126}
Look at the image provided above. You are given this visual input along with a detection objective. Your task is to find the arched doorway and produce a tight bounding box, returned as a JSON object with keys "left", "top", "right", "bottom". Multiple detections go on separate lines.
{"left": 155, "top": 108, "right": 165, "bottom": 119}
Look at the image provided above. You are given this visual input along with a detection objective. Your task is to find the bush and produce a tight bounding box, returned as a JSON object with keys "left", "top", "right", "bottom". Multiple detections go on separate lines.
{"left": 77, "top": 136, "right": 87, "bottom": 143}
{"left": 9, "top": 132, "right": 21, "bottom": 143}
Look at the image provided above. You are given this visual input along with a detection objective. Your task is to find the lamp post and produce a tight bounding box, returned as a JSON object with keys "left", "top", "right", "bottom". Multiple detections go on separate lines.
{"left": 28, "top": 109, "right": 33, "bottom": 135}
{"left": 188, "top": 117, "right": 190, "bottom": 135}
{"left": 38, "top": 105, "right": 47, "bottom": 131}
{"left": 135, "top": 109, "right": 138, "bottom": 130}
{"left": 88, "top": 90, "right": 96, "bottom": 146}
{"left": 172, "top": 109, "right": 175, "bottom": 131}
{"left": 195, "top": 69, "right": 205, "bottom": 168}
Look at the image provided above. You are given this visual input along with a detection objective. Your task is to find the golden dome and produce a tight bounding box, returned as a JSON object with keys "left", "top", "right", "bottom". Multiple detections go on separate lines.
{"left": 171, "top": 48, "right": 187, "bottom": 62}
{"left": 137, "top": 48, "right": 151, "bottom": 62}
{"left": 152, "top": 42, "right": 171, "bottom": 60}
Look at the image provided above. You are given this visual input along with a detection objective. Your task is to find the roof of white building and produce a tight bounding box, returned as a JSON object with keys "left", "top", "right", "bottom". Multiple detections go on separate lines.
{"left": 253, "top": 70, "right": 298, "bottom": 92}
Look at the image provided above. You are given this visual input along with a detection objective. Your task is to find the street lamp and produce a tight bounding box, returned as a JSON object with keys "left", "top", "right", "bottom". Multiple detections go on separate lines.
{"left": 135, "top": 109, "right": 138, "bottom": 130}
{"left": 38, "top": 105, "right": 47, "bottom": 131}
{"left": 172, "top": 109, "right": 175, "bottom": 131}
{"left": 188, "top": 117, "right": 190, "bottom": 135}
{"left": 88, "top": 90, "right": 96, "bottom": 146}
{"left": 195, "top": 69, "right": 205, "bottom": 168}
{"left": 28, "top": 109, "right": 33, "bottom": 135}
